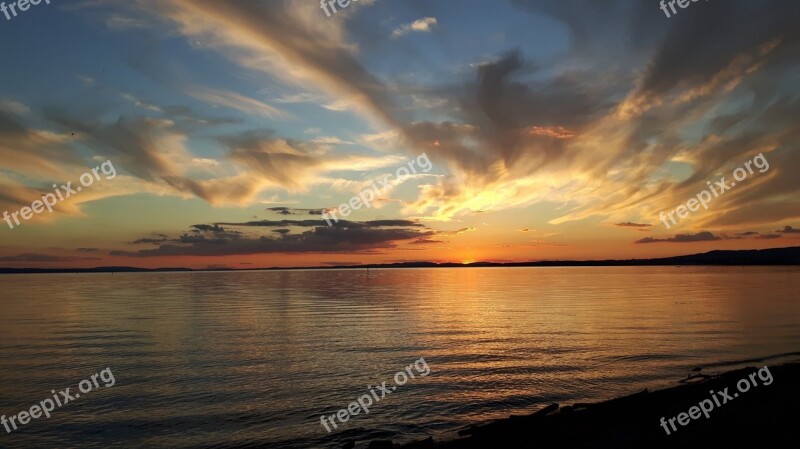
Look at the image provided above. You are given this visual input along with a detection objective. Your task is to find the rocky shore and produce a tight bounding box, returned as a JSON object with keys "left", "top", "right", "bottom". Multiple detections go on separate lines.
{"left": 357, "top": 362, "right": 800, "bottom": 449}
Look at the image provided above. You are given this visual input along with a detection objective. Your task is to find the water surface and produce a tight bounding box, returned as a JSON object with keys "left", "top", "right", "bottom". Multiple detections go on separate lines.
{"left": 1, "top": 267, "right": 798, "bottom": 448}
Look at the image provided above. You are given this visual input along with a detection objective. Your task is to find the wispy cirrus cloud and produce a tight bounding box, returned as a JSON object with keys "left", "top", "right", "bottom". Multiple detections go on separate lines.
{"left": 20, "top": 0, "right": 800, "bottom": 251}
{"left": 185, "top": 86, "right": 290, "bottom": 120}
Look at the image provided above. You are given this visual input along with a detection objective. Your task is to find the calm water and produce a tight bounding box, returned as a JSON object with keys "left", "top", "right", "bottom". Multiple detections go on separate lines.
{"left": 0, "top": 267, "right": 799, "bottom": 448}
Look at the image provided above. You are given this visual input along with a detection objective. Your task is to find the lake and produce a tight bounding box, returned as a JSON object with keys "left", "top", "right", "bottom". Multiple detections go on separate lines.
{"left": 1, "top": 267, "right": 798, "bottom": 448}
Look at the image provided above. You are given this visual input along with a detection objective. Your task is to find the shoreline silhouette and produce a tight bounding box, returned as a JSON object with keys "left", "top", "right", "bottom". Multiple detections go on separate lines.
{"left": 382, "top": 358, "right": 800, "bottom": 449}
{"left": 1, "top": 246, "right": 798, "bottom": 274}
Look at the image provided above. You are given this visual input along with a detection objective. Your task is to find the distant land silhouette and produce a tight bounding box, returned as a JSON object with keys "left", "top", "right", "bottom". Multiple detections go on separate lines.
{"left": 1, "top": 246, "right": 799, "bottom": 274}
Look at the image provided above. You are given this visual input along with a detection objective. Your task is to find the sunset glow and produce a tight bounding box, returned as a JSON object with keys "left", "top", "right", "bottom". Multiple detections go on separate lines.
{"left": 0, "top": 0, "right": 798, "bottom": 270}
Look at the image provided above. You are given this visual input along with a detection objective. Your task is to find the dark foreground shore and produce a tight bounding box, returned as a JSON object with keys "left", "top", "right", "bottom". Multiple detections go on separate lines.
{"left": 367, "top": 362, "right": 800, "bottom": 449}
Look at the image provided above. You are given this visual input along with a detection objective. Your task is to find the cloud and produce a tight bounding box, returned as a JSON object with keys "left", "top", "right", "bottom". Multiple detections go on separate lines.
{"left": 273, "top": 92, "right": 326, "bottom": 104}
{"left": 121, "top": 93, "right": 163, "bottom": 113}
{"left": 41, "top": 109, "right": 269, "bottom": 206}
{"left": 400, "top": 50, "right": 621, "bottom": 221}
{"left": 104, "top": 13, "right": 151, "bottom": 30}
{"left": 400, "top": 1, "right": 800, "bottom": 229}
{"left": 0, "top": 100, "right": 30, "bottom": 115}
{"left": 219, "top": 219, "right": 425, "bottom": 229}
{"left": 0, "top": 253, "right": 99, "bottom": 262}
{"left": 0, "top": 109, "right": 83, "bottom": 180}
{"left": 311, "top": 136, "right": 353, "bottom": 145}
{"left": 756, "top": 234, "right": 782, "bottom": 239}
{"left": 615, "top": 222, "right": 652, "bottom": 228}
{"left": 266, "top": 207, "right": 325, "bottom": 216}
{"left": 440, "top": 227, "right": 476, "bottom": 236}
{"left": 392, "top": 17, "right": 438, "bottom": 38}
{"left": 132, "top": 0, "right": 398, "bottom": 125}
{"left": 185, "top": 86, "right": 290, "bottom": 120}
{"left": 181, "top": 224, "right": 243, "bottom": 243}
{"left": 776, "top": 226, "right": 800, "bottom": 234}
{"left": 131, "top": 237, "right": 169, "bottom": 244}
{"left": 410, "top": 238, "right": 445, "bottom": 245}
{"left": 635, "top": 231, "right": 722, "bottom": 244}
{"left": 0, "top": 253, "right": 69, "bottom": 262}
{"left": 526, "top": 239, "right": 568, "bottom": 247}
{"left": 524, "top": 126, "right": 576, "bottom": 139}
{"left": 191, "top": 224, "right": 233, "bottom": 233}
{"left": 221, "top": 130, "right": 404, "bottom": 191}
{"left": 34, "top": 96, "right": 400, "bottom": 209}
{"left": 111, "top": 219, "right": 434, "bottom": 257}
{"left": 72, "top": 0, "right": 800, "bottom": 233}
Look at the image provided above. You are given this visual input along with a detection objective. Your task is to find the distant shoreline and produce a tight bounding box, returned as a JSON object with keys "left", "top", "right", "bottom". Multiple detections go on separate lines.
{"left": 1, "top": 246, "right": 798, "bottom": 274}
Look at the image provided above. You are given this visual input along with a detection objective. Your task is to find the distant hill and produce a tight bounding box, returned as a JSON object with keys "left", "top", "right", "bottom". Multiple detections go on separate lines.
{"left": 347, "top": 246, "right": 800, "bottom": 268}
{"left": 1, "top": 247, "right": 798, "bottom": 274}
{"left": 0, "top": 266, "right": 193, "bottom": 274}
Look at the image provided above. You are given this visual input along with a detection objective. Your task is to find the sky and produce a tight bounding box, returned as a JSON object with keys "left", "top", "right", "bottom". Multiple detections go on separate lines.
{"left": 0, "top": 0, "right": 799, "bottom": 269}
